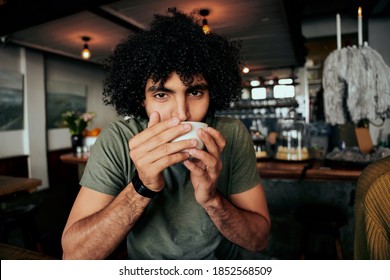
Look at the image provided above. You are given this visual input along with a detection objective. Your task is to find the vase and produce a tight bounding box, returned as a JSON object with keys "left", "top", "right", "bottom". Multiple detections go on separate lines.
{"left": 71, "top": 134, "right": 84, "bottom": 154}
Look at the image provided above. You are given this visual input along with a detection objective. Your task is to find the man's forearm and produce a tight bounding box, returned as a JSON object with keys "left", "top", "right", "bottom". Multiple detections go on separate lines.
{"left": 62, "top": 184, "right": 150, "bottom": 259}
{"left": 203, "top": 193, "right": 270, "bottom": 252}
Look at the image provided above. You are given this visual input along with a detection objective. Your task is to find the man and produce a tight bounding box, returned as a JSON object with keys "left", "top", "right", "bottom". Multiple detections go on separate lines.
{"left": 61, "top": 7, "right": 270, "bottom": 260}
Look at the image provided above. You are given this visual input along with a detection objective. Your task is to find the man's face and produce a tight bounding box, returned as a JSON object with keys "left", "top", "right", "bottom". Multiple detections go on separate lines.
{"left": 143, "top": 72, "right": 210, "bottom": 122}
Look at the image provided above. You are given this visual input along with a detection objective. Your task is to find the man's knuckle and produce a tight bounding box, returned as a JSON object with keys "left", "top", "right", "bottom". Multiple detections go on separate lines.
{"left": 153, "top": 133, "right": 165, "bottom": 145}
{"left": 158, "top": 143, "right": 170, "bottom": 154}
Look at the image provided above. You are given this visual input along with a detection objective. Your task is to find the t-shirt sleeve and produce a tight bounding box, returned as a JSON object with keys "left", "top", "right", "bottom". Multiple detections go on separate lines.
{"left": 218, "top": 118, "right": 261, "bottom": 195}
{"left": 231, "top": 119, "right": 261, "bottom": 193}
{"left": 80, "top": 122, "right": 134, "bottom": 196}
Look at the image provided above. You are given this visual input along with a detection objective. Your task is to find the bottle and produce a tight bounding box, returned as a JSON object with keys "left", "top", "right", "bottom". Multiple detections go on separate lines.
{"left": 275, "top": 109, "right": 310, "bottom": 161}
{"left": 250, "top": 120, "right": 267, "bottom": 158}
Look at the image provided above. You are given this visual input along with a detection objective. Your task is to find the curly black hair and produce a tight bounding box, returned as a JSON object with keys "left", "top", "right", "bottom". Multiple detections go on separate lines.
{"left": 102, "top": 7, "right": 243, "bottom": 119}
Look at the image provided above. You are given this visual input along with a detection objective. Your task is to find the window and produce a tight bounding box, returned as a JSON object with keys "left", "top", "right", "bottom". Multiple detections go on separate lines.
{"left": 251, "top": 87, "right": 266, "bottom": 99}
{"left": 273, "top": 85, "right": 295, "bottom": 98}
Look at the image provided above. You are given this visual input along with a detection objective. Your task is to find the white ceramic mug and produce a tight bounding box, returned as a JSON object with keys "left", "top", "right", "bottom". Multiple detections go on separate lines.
{"left": 172, "top": 121, "right": 208, "bottom": 150}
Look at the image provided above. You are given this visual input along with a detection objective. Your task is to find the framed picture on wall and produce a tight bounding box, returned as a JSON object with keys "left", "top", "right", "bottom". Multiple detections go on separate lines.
{"left": 0, "top": 69, "right": 24, "bottom": 131}
{"left": 46, "top": 80, "right": 87, "bottom": 129}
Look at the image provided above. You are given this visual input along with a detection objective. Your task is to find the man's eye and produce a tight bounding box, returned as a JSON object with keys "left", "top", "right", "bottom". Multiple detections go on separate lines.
{"left": 154, "top": 93, "right": 167, "bottom": 99}
{"left": 189, "top": 90, "right": 202, "bottom": 96}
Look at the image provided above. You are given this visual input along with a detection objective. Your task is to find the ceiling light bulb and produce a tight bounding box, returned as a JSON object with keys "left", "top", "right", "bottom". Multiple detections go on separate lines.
{"left": 199, "top": 9, "right": 211, "bottom": 34}
{"left": 202, "top": 19, "right": 210, "bottom": 34}
{"left": 81, "top": 36, "right": 91, "bottom": 60}
{"left": 243, "top": 67, "right": 250, "bottom": 73}
{"left": 202, "top": 24, "right": 210, "bottom": 34}
{"left": 81, "top": 44, "right": 91, "bottom": 60}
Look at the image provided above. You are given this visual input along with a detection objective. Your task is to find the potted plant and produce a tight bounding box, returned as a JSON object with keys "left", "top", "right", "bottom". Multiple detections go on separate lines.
{"left": 60, "top": 111, "right": 95, "bottom": 154}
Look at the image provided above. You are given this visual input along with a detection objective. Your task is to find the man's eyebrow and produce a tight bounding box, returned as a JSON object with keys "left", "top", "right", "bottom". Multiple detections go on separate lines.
{"left": 186, "top": 83, "right": 209, "bottom": 92}
{"left": 146, "top": 84, "right": 174, "bottom": 93}
{"left": 147, "top": 83, "right": 209, "bottom": 94}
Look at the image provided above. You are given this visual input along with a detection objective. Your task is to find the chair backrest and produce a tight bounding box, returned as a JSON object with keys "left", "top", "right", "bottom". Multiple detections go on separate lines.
{"left": 354, "top": 156, "right": 390, "bottom": 259}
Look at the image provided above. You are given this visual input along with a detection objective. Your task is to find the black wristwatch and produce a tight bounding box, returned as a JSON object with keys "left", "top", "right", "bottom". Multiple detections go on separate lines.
{"left": 132, "top": 170, "right": 162, "bottom": 198}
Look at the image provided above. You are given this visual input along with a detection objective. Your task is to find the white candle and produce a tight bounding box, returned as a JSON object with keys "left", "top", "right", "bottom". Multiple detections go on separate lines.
{"left": 336, "top": 13, "right": 341, "bottom": 50}
{"left": 358, "top": 7, "right": 363, "bottom": 47}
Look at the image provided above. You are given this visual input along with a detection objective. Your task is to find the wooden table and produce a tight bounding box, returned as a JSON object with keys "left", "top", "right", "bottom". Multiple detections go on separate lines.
{"left": 0, "top": 176, "right": 42, "bottom": 197}
{"left": 59, "top": 152, "right": 89, "bottom": 165}
{"left": 0, "top": 243, "right": 55, "bottom": 260}
{"left": 60, "top": 153, "right": 89, "bottom": 179}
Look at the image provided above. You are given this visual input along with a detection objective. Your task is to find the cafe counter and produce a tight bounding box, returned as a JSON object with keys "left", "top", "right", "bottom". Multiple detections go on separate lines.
{"left": 60, "top": 153, "right": 363, "bottom": 182}
{"left": 256, "top": 159, "right": 362, "bottom": 182}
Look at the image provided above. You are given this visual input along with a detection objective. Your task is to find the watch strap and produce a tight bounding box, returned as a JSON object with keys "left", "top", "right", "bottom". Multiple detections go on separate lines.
{"left": 132, "top": 170, "right": 161, "bottom": 198}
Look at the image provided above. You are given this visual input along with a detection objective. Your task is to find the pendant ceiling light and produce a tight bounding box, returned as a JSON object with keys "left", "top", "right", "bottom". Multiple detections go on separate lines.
{"left": 81, "top": 36, "right": 91, "bottom": 60}
{"left": 199, "top": 9, "right": 211, "bottom": 34}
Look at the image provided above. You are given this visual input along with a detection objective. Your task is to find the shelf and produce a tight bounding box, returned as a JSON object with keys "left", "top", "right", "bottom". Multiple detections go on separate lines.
{"left": 215, "top": 98, "right": 298, "bottom": 119}
{"left": 233, "top": 98, "right": 298, "bottom": 109}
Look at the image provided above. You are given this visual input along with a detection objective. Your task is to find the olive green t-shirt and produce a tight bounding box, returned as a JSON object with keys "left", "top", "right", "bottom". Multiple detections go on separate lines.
{"left": 80, "top": 116, "right": 261, "bottom": 259}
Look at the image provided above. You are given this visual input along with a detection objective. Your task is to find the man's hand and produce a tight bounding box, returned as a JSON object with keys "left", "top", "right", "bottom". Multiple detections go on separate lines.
{"left": 183, "top": 126, "right": 226, "bottom": 205}
{"left": 128, "top": 112, "right": 197, "bottom": 192}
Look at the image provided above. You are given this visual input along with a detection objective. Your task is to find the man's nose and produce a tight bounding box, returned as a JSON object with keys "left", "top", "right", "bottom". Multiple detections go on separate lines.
{"left": 172, "top": 99, "right": 189, "bottom": 121}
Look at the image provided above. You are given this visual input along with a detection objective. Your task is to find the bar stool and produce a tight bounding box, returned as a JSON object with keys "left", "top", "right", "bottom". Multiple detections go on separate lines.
{"left": 0, "top": 203, "right": 43, "bottom": 253}
{"left": 294, "top": 203, "right": 348, "bottom": 259}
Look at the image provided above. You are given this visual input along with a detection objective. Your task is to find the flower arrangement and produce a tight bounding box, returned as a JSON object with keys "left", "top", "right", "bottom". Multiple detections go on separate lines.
{"left": 60, "top": 111, "right": 95, "bottom": 135}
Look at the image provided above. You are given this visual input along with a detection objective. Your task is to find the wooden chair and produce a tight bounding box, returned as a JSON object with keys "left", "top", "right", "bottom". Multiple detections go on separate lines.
{"left": 0, "top": 203, "right": 43, "bottom": 253}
